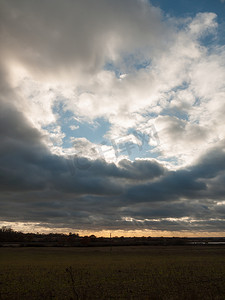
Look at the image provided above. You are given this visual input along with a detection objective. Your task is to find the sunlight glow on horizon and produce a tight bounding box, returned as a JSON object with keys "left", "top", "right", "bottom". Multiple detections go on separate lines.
{"left": 1, "top": 221, "right": 225, "bottom": 238}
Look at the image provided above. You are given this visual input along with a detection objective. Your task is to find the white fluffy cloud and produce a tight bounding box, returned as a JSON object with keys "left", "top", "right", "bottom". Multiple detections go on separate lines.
{"left": 0, "top": 0, "right": 165, "bottom": 80}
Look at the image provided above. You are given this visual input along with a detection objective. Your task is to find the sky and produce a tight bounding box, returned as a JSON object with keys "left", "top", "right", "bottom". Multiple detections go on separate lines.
{"left": 0, "top": 0, "right": 225, "bottom": 237}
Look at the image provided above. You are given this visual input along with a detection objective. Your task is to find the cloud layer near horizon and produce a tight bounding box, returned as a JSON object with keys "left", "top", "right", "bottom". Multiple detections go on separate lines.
{"left": 0, "top": 0, "right": 225, "bottom": 234}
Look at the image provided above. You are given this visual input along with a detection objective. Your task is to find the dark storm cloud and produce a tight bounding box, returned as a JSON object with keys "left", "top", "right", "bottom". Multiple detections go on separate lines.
{"left": 0, "top": 97, "right": 225, "bottom": 232}
{"left": 125, "top": 169, "right": 207, "bottom": 203}
{"left": 0, "top": 90, "right": 224, "bottom": 231}
{"left": 0, "top": 98, "right": 62, "bottom": 191}
{"left": 190, "top": 144, "right": 225, "bottom": 179}
{"left": 0, "top": 104, "right": 119, "bottom": 195}
{"left": 0, "top": 81, "right": 166, "bottom": 197}
{"left": 0, "top": 103, "right": 165, "bottom": 195}
{"left": 0, "top": 80, "right": 224, "bottom": 232}
{"left": 70, "top": 158, "right": 166, "bottom": 181}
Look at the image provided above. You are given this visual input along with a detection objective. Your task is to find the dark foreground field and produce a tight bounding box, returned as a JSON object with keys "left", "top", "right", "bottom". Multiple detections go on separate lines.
{"left": 0, "top": 246, "right": 225, "bottom": 300}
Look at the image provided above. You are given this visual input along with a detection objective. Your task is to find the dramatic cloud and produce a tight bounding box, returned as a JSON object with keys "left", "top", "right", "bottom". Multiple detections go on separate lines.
{"left": 0, "top": 0, "right": 225, "bottom": 235}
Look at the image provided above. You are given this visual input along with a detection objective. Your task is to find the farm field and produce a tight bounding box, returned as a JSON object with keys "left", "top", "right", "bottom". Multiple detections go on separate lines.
{"left": 0, "top": 246, "right": 225, "bottom": 300}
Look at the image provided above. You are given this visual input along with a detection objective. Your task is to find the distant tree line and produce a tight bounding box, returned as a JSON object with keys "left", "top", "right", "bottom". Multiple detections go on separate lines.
{"left": 1, "top": 227, "right": 224, "bottom": 247}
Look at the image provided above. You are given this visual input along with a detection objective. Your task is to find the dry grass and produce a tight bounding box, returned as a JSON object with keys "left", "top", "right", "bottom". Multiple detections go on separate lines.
{"left": 0, "top": 246, "right": 225, "bottom": 299}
